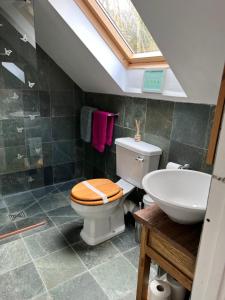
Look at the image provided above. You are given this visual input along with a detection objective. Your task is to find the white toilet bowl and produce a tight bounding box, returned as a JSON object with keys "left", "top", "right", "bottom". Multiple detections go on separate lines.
{"left": 71, "top": 179, "right": 134, "bottom": 245}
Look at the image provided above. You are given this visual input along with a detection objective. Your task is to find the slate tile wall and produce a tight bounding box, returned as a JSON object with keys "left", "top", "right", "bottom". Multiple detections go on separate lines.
{"left": 0, "top": 15, "right": 84, "bottom": 196}
{"left": 84, "top": 93, "right": 215, "bottom": 182}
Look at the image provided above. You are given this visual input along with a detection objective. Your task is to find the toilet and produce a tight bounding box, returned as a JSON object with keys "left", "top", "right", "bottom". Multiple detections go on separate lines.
{"left": 71, "top": 137, "right": 162, "bottom": 245}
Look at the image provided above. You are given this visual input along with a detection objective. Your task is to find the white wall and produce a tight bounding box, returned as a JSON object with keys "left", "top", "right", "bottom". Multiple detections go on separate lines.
{"left": 191, "top": 110, "right": 225, "bottom": 300}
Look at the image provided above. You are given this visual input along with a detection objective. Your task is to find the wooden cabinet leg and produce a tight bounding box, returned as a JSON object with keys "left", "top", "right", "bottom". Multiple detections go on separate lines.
{"left": 136, "top": 226, "right": 151, "bottom": 300}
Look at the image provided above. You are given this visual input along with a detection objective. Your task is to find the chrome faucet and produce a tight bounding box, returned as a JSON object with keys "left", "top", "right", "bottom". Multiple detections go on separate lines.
{"left": 179, "top": 163, "right": 190, "bottom": 169}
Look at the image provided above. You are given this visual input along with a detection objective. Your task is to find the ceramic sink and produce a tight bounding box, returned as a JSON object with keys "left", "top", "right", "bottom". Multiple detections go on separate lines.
{"left": 142, "top": 169, "right": 212, "bottom": 224}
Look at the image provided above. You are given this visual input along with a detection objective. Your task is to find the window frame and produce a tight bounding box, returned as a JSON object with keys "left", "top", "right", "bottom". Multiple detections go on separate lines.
{"left": 74, "top": 0, "right": 168, "bottom": 68}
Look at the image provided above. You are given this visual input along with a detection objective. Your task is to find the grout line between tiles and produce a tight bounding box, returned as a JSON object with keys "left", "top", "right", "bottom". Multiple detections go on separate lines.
{"left": 0, "top": 256, "right": 31, "bottom": 277}
{"left": 26, "top": 244, "right": 69, "bottom": 263}
{"left": 46, "top": 212, "right": 82, "bottom": 227}
{"left": 21, "top": 237, "right": 49, "bottom": 295}
{"left": 108, "top": 240, "right": 124, "bottom": 254}
{"left": 142, "top": 99, "right": 148, "bottom": 135}
{"left": 74, "top": 240, "right": 122, "bottom": 273}
{"left": 47, "top": 270, "right": 88, "bottom": 294}
{"left": 87, "top": 251, "right": 122, "bottom": 273}
{"left": 26, "top": 242, "right": 89, "bottom": 294}
{"left": 33, "top": 189, "right": 68, "bottom": 204}
{"left": 87, "top": 270, "right": 110, "bottom": 300}
{"left": 120, "top": 252, "right": 138, "bottom": 272}
{"left": 169, "top": 102, "right": 176, "bottom": 142}
{"left": 38, "top": 203, "right": 70, "bottom": 215}
{"left": 31, "top": 291, "right": 52, "bottom": 300}
{"left": 110, "top": 243, "right": 138, "bottom": 273}
{"left": 88, "top": 268, "right": 110, "bottom": 299}
{"left": 87, "top": 245, "right": 138, "bottom": 300}
{"left": 203, "top": 105, "right": 212, "bottom": 149}
{"left": 22, "top": 225, "right": 60, "bottom": 241}
{"left": 87, "top": 248, "right": 123, "bottom": 272}
{"left": 52, "top": 222, "right": 89, "bottom": 272}
{"left": 122, "top": 244, "right": 139, "bottom": 255}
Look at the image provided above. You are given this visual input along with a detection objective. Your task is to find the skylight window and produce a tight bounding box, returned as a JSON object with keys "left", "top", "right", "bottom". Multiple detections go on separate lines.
{"left": 75, "top": 0, "right": 167, "bottom": 67}
{"left": 97, "top": 0, "right": 159, "bottom": 54}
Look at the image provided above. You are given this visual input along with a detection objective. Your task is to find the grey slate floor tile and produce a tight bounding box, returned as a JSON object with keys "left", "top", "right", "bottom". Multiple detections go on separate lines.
{"left": 49, "top": 272, "right": 108, "bottom": 300}
{"left": 32, "top": 292, "right": 52, "bottom": 300}
{"left": 36, "top": 188, "right": 68, "bottom": 213}
{"left": 4, "top": 191, "right": 35, "bottom": 208}
{"left": 47, "top": 205, "right": 81, "bottom": 226}
{"left": 0, "top": 270, "right": 15, "bottom": 300}
{"left": 55, "top": 178, "right": 83, "bottom": 193}
{"left": 34, "top": 246, "right": 86, "bottom": 289}
{"left": 0, "top": 262, "right": 45, "bottom": 300}
{"left": 0, "top": 239, "right": 31, "bottom": 275}
{"left": 0, "top": 207, "right": 10, "bottom": 225}
{"left": 119, "top": 291, "right": 136, "bottom": 300}
{"left": 11, "top": 262, "right": 45, "bottom": 299}
{"left": 91, "top": 256, "right": 137, "bottom": 300}
{"left": 73, "top": 240, "right": 119, "bottom": 269}
{"left": 57, "top": 220, "right": 83, "bottom": 245}
{"left": 32, "top": 186, "right": 56, "bottom": 200}
{"left": 59, "top": 190, "right": 71, "bottom": 201}
{"left": 0, "top": 198, "right": 6, "bottom": 209}
{"left": 111, "top": 227, "right": 138, "bottom": 253}
{"left": 24, "top": 227, "right": 69, "bottom": 259}
{"left": 123, "top": 246, "right": 140, "bottom": 269}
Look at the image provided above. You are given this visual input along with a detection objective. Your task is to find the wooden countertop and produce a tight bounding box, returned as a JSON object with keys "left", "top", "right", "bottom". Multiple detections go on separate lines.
{"left": 134, "top": 204, "right": 202, "bottom": 258}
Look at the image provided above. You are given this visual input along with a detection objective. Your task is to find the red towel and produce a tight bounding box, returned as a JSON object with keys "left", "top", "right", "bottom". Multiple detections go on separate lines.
{"left": 92, "top": 111, "right": 115, "bottom": 152}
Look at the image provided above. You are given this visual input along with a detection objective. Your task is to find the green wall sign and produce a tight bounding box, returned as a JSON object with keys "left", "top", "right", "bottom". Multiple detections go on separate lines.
{"left": 143, "top": 69, "right": 165, "bottom": 93}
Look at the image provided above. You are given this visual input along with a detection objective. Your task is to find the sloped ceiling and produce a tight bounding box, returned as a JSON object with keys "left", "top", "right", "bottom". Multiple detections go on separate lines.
{"left": 133, "top": 0, "right": 225, "bottom": 103}
{"left": 34, "top": 0, "right": 188, "bottom": 102}
{"left": 34, "top": 0, "right": 225, "bottom": 104}
{"left": 33, "top": 0, "right": 124, "bottom": 95}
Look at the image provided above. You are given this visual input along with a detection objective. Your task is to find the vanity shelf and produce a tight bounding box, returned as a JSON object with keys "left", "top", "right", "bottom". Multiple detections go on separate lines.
{"left": 134, "top": 204, "right": 202, "bottom": 300}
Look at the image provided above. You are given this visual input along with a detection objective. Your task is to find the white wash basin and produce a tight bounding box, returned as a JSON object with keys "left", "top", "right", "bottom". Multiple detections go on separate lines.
{"left": 142, "top": 169, "right": 212, "bottom": 224}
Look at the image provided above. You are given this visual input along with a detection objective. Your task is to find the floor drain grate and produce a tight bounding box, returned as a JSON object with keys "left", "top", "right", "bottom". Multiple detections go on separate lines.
{"left": 8, "top": 211, "right": 26, "bottom": 221}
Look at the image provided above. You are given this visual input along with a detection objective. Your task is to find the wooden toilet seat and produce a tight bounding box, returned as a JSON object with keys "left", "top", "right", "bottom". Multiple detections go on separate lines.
{"left": 71, "top": 178, "right": 123, "bottom": 206}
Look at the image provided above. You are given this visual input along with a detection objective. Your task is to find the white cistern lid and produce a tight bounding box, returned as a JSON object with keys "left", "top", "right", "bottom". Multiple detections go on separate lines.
{"left": 115, "top": 137, "right": 162, "bottom": 156}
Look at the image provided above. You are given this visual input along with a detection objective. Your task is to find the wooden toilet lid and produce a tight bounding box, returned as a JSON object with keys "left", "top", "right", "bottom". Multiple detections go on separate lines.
{"left": 71, "top": 178, "right": 121, "bottom": 201}
{"left": 71, "top": 189, "right": 123, "bottom": 206}
{"left": 70, "top": 178, "right": 123, "bottom": 206}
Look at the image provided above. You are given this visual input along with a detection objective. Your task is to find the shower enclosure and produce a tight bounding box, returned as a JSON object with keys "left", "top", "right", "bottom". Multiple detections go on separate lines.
{"left": 0, "top": 0, "right": 54, "bottom": 244}
{"left": 0, "top": 1, "right": 83, "bottom": 245}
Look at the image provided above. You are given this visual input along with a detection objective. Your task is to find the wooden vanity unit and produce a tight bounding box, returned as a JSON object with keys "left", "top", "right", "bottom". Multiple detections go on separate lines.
{"left": 134, "top": 204, "right": 202, "bottom": 300}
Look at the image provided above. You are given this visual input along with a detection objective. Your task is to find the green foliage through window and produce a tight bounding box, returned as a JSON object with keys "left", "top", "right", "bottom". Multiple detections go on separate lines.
{"left": 97, "top": 0, "right": 159, "bottom": 54}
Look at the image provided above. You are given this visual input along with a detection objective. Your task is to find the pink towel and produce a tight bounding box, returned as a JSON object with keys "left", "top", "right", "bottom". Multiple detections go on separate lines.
{"left": 92, "top": 111, "right": 115, "bottom": 152}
